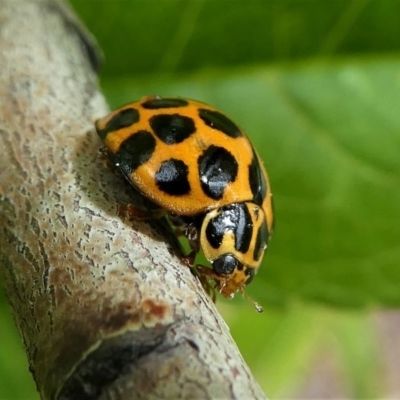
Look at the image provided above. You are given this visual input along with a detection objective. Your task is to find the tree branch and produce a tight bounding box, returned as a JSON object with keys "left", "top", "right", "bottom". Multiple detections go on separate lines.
{"left": 0, "top": 0, "right": 266, "bottom": 398}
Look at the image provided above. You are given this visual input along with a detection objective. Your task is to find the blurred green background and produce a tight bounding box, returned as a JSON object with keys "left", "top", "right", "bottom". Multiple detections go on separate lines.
{"left": 2, "top": 0, "right": 400, "bottom": 398}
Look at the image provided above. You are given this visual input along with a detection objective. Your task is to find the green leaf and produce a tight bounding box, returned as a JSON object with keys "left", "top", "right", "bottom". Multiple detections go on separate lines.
{"left": 0, "top": 287, "right": 39, "bottom": 399}
{"left": 223, "top": 303, "right": 322, "bottom": 397}
{"left": 3, "top": 1, "right": 400, "bottom": 398}
{"left": 225, "top": 304, "right": 382, "bottom": 398}
{"left": 100, "top": 57, "right": 400, "bottom": 308}
{"left": 71, "top": 0, "right": 400, "bottom": 76}
{"left": 331, "top": 310, "right": 382, "bottom": 398}
{"left": 69, "top": 0, "right": 400, "bottom": 308}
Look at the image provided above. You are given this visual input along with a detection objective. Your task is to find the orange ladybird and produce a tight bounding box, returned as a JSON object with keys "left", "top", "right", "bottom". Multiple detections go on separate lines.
{"left": 95, "top": 96, "right": 274, "bottom": 311}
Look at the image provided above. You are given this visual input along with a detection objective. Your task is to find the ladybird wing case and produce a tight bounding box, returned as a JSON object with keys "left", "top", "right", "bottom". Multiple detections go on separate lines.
{"left": 251, "top": 148, "right": 274, "bottom": 235}
{"left": 95, "top": 97, "right": 270, "bottom": 217}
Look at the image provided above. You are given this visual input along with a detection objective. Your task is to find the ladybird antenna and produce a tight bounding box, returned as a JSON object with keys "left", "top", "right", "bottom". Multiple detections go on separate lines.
{"left": 240, "top": 288, "right": 263, "bottom": 313}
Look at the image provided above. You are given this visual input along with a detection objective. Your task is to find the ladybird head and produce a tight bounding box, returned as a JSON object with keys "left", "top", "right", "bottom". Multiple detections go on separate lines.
{"left": 211, "top": 254, "right": 255, "bottom": 296}
{"left": 200, "top": 202, "right": 269, "bottom": 299}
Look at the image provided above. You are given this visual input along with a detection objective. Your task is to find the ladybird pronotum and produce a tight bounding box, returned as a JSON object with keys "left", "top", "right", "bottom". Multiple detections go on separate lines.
{"left": 95, "top": 96, "right": 274, "bottom": 310}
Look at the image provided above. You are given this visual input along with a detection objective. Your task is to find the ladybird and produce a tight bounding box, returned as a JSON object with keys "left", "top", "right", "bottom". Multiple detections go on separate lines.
{"left": 95, "top": 96, "right": 274, "bottom": 311}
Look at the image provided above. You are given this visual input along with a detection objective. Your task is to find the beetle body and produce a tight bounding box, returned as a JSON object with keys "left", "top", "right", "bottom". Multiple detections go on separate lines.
{"left": 95, "top": 96, "right": 274, "bottom": 299}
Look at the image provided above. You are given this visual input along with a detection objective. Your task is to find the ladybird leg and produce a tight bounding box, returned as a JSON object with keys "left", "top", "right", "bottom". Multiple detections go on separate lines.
{"left": 172, "top": 226, "right": 186, "bottom": 238}
{"left": 97, "top": 145, "right": 108, "bottom": 160}
{"left": 97, "top": 146, "right": 120, "bottom": 173}
{"left": 117, "top": 203, "right": 166, "bottom": 220}
{"left": 181, "top": 250, "right": 197, "bottom": 267}
{"left": 169, "top": 215, "right": 191, "bottom": 238}
{"left": 180, "top": 252, "right": 216, "bottom": 299}
{"left": 196, "top": 265, "right": 219, "bottom": 282}
{"left": 185, "top": 223, "right": 200, "bottom": 253}
{"left": 180, "top": 222, "right": 201, "bottom": 266}
{"left": 197, "top": 269, "right": 217, "bottom": 302}
{"left": 195, "top": 264, "right": 219, "bottom": 302}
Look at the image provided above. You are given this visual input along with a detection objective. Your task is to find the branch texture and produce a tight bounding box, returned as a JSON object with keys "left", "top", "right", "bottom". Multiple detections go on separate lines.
{"left": 0, "top": 1, "right": 266, "bottom": 399}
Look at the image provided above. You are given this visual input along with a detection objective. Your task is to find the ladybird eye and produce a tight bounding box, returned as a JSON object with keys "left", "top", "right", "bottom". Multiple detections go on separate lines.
{"left": 213, "top": 254, "right": 239, "bottom": 275}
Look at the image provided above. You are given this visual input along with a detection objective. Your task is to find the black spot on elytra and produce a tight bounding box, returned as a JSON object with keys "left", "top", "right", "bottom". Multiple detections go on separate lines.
{"left": 205, "top": 204, "right": 253, "bottom": 254}
{"left": 198, "top": 109, "right": 242, "bottom": 138}
{"left": 198, "top": 146, "right": 238, "bottom": 200}
{"left": 142, "top": 98, "right": 189, "bottom": 109}
{"left": 96, "top": 108, "right": 139, "bottom": 140}
{"left": 150, "top": 114, "right": 196, "bottom": 145}
{"left": 114, "top": 130, "right": 156, "bottom": 176}
{"left": 249, "top": 150, "right": 267, "bottom": 206}
{"left": 253, "top": 219, "right": 268, "bottom": 261}
{"left": 155, "top": 159, "right": 190, "bottom": 196}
